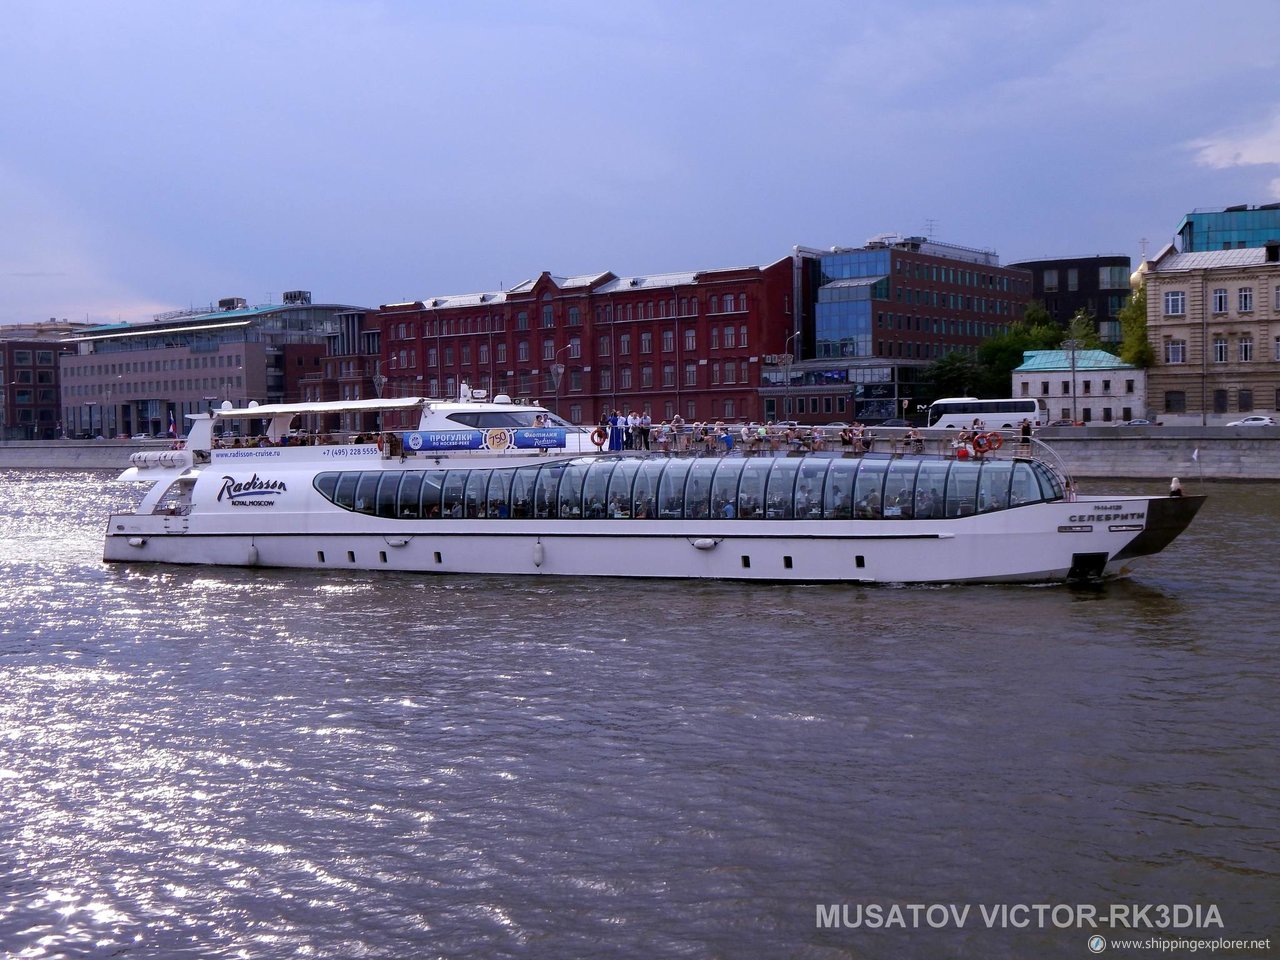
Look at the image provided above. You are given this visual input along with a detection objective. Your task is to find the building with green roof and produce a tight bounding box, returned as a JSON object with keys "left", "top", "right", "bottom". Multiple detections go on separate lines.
{"left": 1013, "top": 348, "right": 1146, "bottom": 424}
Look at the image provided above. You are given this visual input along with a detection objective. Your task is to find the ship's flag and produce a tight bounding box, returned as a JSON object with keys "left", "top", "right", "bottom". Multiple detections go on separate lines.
{"left": 168, "top": 411, "right": 178, "bottom": 437}
{"left": 1192, "top": 448, "right": 1199, "bottom": 462}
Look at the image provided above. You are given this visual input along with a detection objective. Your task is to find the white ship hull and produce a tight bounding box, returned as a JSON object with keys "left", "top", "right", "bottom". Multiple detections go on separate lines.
{"left": 104, "top": 495, "right": 1200, "bottom": 584}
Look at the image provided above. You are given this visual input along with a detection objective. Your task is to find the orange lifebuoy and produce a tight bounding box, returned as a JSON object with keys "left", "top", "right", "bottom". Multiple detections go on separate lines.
{"left": 590, "top": 427, "right": 607, "bottom": 448}
{"left": 983, "top": 431, "right": 1003, "bottom": 450}
{"left": 376, "top": 433, "right": 385, "bottom": 451}
{"left": 971, "top": 433, "right": 991, "bottom": 453}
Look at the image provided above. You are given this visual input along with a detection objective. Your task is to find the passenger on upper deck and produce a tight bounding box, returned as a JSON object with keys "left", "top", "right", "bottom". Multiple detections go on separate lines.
{"left": 607, "top": 411, "right": 624, "bottom": 452}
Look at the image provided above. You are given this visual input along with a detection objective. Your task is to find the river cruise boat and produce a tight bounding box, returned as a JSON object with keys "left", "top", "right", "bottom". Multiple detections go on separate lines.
{"left": 103, "top": 389, "right": 1204, "bottom": 584}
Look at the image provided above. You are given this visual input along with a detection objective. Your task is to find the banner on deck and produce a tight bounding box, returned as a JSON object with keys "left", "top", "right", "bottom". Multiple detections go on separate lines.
{"left": 403, "top": 428, "right": 567, "bottom": 452}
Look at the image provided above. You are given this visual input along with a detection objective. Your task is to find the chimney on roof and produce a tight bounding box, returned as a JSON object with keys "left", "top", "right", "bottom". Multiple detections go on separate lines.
{"left": 1266, "top": 240, "right": 1279, "bottom": 263}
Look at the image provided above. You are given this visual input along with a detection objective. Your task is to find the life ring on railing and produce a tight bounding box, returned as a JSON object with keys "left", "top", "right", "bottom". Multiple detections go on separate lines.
{"left": 590, "top": 427, "right": 607, "bottom": 448}
{"left": 376, "top": 433, "right": 385, "bottom": 451}
{"left": 983, "top": 431, "right": 1004, "bottom": 450}
{"left": 972, "top": 433, "right": 992, "bottom": 453}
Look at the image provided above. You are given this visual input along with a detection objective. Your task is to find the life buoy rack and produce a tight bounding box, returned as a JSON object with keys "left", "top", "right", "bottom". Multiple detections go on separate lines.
{"left": 590, "top": 427, "right": 607, "bottom": 448}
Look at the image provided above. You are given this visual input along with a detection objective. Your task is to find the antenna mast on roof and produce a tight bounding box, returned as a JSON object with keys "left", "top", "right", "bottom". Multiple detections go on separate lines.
{"left": 925, "top": 218, "right": 937, "bottom": 239}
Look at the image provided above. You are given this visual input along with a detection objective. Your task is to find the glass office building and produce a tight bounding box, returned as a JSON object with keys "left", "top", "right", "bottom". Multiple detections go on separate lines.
{"left": 1176, "top": 204, "right": 1280, "bottom": 252}
{"left": 763, "top": 238, "right": 1031, "bottom": 422}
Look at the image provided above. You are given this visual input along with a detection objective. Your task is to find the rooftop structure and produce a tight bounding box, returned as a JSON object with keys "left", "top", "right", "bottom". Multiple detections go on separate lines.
{"left": 1175, "top": 204, "right": 1280, "bottom": 252}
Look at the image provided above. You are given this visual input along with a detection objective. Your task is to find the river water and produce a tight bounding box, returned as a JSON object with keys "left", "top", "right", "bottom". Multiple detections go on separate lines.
{"left": 0, "top": 470, "right": 1277, "bottom": 960}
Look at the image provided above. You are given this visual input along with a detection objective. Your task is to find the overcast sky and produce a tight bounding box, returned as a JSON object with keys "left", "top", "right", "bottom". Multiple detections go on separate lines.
{"left": 3, "top": 0, "right": 1278, "bottom": 325}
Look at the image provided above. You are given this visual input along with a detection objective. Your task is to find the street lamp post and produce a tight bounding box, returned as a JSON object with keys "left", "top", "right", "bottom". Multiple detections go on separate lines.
{"left": 781, "top": 331, "right": 799, "bottom": 420}
{"left": 372, "top": 360, "right": 387, "bottom": 436}
{"left": 83, "top": 401, "right": 98, "bottom": 438}
{"left": 1063, "top": 338, "right": 1080, "bottom": 424}
{"left": 548, "top": 345, "right": 572, "bottom": 418}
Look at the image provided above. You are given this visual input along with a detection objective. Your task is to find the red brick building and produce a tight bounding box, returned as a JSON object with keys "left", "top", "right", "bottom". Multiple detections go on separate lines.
{"left": 377, "top": 258, "right": 794, "bottom": 425}
{"left": 1, "top": 336, "right": 76, "bottom": 439}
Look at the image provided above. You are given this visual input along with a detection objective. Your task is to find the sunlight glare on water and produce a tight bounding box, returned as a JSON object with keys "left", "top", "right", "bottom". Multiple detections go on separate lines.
{"left": 0, "top": 471, "right": 1276, "bottom": 959}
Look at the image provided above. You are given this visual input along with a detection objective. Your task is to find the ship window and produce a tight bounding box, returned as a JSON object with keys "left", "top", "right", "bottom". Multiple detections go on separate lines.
{"left": 397, "top": 472, "right": 423, "bottom": 518}
{"left": 441, "top": 471, "right": 468, "bottom": 518}
{"left": 1031, "top": 461, "right": 1064, "bottom": 501}
{"left": 944, "top": 461, "right": 980, "bottom": 517}
{"left": 796, "top": 459, "right": 830, "bottom": 519}
{"left": 603, "top": 459, "right": 641, "bottom": 518}
{"left": 657, "top": 458, "right": 692, "bottom": 518}
{"left": 741, "top": 555, "right": 751, "bottom": 569}
{"left": 333, "top": 472, "right": 358, "bottom": 511}
{"left": 354, "top": 473, "right": 379, "bottom": 514}
{"left": 855, "top": 556, "right": 865, "bottom": 569}
{"left": 685, "top": 459, "right": 718, "bottom": 519}
{"left": 486, "top": 468, "right": 514, "bottom": 518}
{"left": 447, "top": 410, "right": 576, "bottom": 429}
{"left": 376, "top": 473, "right": 400, "bottom": 518}
{"left": 315, "top": 472, "right": 339, "bottom": 502}
{"left": 510, "top": 464, "right": 541, "bottom": 518}
{"left": 559, "top": 461, "right": 592, "bottom": 517}
{"left": 853, "top": 459, "right": 889, "bottom": 518}
{"left": 914, "top": 461, "right": 950, "bottom": 519}
{"left": 1009, "top": 462, "right": 1043, "bottom": 507}
{"left": 420, "top": 471, "right": 444, "bottom": 517}
{"left": 533, "top": 463, "right": 566, "bottom": 518}
{"left": 884, "top": 459, "right": 921, "bottom": 518}
{"left": 976, "top": 461, "right": 1013, "bottom": 512}
{"left": 710, "top": 459, "right": 746, "bottom": 519}
{"left": 824, "top": 459, "right": 859, "bottom": 518}
{"left": 783, "top": 555, "right": 793, "bottom": 569}
{"left": 736, "top": 459, "right": 770, "bottom": 519}
{"left": 465, "top": 470, "right": 489, "bottom": 517}
{"left": 581, "top": 459, "right": 617, "bottom": 518}
{"left": 632, "top": 458, "right": 666, "bottom": 519}
{"left": 765, "top": 460, "right": 801, "bottom": 519}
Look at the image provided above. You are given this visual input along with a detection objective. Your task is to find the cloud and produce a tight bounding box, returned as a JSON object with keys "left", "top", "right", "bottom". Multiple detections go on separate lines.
{"left": 1188, "top": 112, "right": 1280, "bottom": 197}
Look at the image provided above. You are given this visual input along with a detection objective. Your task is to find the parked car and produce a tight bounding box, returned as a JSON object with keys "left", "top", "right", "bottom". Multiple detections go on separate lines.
{"left": 1047, "top": 419, "right": 1080, "bottom": 427}
{"left": 878, "top": 418, "right": 909, "bottom": 428}
{"left": 1226, "top": 415, "right": 1276, "bottom": 426}
{"left": 130, "top": 433, "right": 151, "bottom": 440}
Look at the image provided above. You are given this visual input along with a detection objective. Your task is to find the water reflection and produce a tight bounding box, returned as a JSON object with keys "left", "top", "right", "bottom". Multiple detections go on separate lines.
{"left": 0, "top": 472, "right": 1276, "bottom": 959}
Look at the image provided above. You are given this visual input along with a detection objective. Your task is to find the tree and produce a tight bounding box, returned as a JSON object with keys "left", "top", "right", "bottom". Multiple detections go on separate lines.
{"left": 1064, "top": 308, "right": 1103, "bottom": 350}
{"left": 973, "top": 318, "right": 1064, "bottom": 397}
{"left": 1023, "top": 299, "right": 1053, "bottom": 329}
{"left": 1117, "top": 285, "right": 1154, "bottom": 368}
{"left": 921, "top": 351, "right": 979, "bottom": 402}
